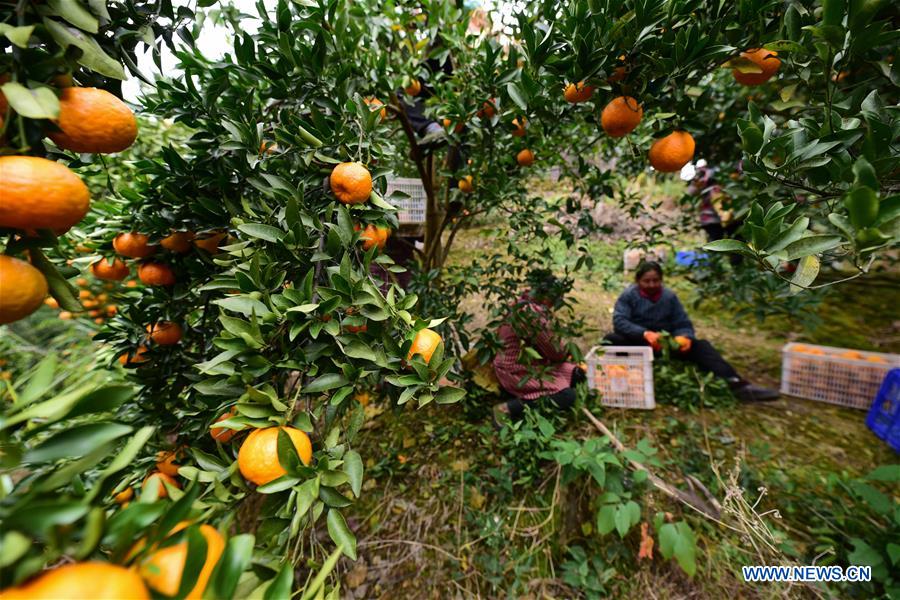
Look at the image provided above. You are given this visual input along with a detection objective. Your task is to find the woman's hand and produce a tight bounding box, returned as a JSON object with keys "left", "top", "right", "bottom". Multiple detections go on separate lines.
{"left": 643, "top": 330, "right": 661, "bottom": 351}
{"left": 674, "top": 335, "right": 692, "bottom": 353}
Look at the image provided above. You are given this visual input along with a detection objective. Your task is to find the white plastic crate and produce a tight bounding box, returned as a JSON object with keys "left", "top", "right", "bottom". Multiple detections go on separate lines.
{"left": 586, "top": 346, "right": 655, "bottom": 409}
{"left": 385, "top": 177, "right": 426, "bottom": 224}
{"left": 780, "top": 342, "right": 900, "bottom": 410}
{"left": 623, "top": 247, "right": 670, "bottom": 273}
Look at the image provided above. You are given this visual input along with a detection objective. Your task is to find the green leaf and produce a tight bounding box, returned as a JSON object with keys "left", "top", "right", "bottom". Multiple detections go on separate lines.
{"left": 867, "top": 465, "right": 900, "bottom": 482}
{"left": 0, "top": 531, "right": 31, "bottom": 567}
{"left": 596, "top": 504, "right": 616, "bottom": 535}
{"left": 614, "top": 501, "right": 639, "bottom": 537}
{"left": 67, "top": 384, "right": 134, "bottom": 419}
{"left": 237, "top": 223, "right": 283, "bottom": 243}
{"left": 18, "top": 354, "right": 58, "bottom": 406}
{"left": 29, "top": 249, "right": 81, "bottom": 312}
{"left": 506, "top": 82, "right": 528, "bottom": 110}
{"left": 765, "top": 217, "right": 809, "bottom": 253}
{"left": 213, "top": 296, "right": 271, "bottom": 317}
{"left": 848, "top": 538, "right": 884, "bottom": 568}
{"left": 42, "top": 18, "right": 125, "bottom": 79}
{"left": 887, "top": 543, "right": 900, "bottom": 566}
{"left": 789, "top": 255, "right": 819, "bottom": 294}
{"left": 0, "top": 82, "right": 60, "bottom": 119}
{"left": 94, "top": 426, "right": 154, "bottom": 481}
{"left": 781, "top": 235, "right": 843, "bottom": 260}
{"left": 326, "top": 509, "right": 357, "bottom": 560}
{"left": 206, "top": 534, "right": 254, "bottom": 600}
{"left": 295, "top": 477, "right": 319, "bottom": 520}
{"left": 25, "top": 422, "right": 132, "bottom": 463}
{"left": 435, "top": 386, "right": 466, "bottom": 404}
{"left": 74, "top": 507, "right": 105, "bottom": 559}
{"left": 343, "top": 450, "right": 363, "bottom": 497}
{"left": 299, "top": 545, "right": 344, "bottom": 600}
{"left": 702, "top": 239, "right": 754, "bottom": 255}
{"left": 0, "top": 24, "right": 35, "bottom": 47}
{"left": 177, "top": 527, "right": 208, "bottom": 600}
{"left": 262, "top": 563, "right": 293, "bottom": 600}
{"left": 305, "top": 373, "right": 349, "bottom": 394}
{"left": 658, "top": 522, "right": 697, "bottom": 576}
{"left": 13, "top": 501, "right": 89, "bottom": 534}
{"left": 342, "top": 340, "right": 376, "bottom": 362}
{"left": 47, "top": 0, "right": 99, "bottom": 33}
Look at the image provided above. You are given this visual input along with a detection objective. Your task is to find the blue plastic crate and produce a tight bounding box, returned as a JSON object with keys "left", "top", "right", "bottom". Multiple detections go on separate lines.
{"left": 865, "top": 368, "right": 900, "bottom": 453}
{"left": 675, "top": 250, "right": 709, "bottom": 267}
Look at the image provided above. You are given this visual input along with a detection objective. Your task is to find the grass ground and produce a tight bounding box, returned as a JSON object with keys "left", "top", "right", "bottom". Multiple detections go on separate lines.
{"left": 342, "top": 215, "right": 899, "bottom": 598}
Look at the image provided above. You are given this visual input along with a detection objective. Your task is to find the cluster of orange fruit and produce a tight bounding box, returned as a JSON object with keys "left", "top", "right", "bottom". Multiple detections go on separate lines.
{"left": 42, "top": 277, "right": 118, "bottom": 324}
{"left": 90, "top": 230, "right": 227, "bottom": 288}
{"left": 560, "top": 48, "right": 781, "bottom": 174}
{"left": 0, "top": 328, "right": 445, "bottom": 597}
{"left": 0, "top": 85, "right": 137, "bottom": 326}
{"left": 329, "top": 162, "right": 393, "bottom": 252}
{"left": 792, "top": 344, "right": 887, "bottom": 364}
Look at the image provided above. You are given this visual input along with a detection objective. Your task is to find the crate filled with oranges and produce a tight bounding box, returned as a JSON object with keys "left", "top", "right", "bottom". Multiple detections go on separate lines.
{"left": 780, "top": 343, "right": 900, "bottom": 410}
{"left": 586, "top": 345, "right": 655, "bottom": 409}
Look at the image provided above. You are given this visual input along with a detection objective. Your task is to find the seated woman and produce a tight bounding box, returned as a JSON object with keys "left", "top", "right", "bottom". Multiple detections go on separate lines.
{"left": 607, "top": 261, "right": 778, "bottom": 402}
{"left": 493, "top": 271, "right": 585, "bottom": 423}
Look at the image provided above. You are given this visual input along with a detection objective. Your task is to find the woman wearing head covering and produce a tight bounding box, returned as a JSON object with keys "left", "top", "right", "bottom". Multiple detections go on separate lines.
{"left": 492, "top": 270, "right": 586, "bottom": 423}
{"left": 606, "top": 261, "right": 778, "bottom": 402}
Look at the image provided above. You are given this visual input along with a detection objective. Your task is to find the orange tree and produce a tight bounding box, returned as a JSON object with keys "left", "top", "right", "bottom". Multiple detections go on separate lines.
{"left": 0, "top": 1, "right": 259, "bottom": 597}
{"left": 524, "top": 0, "right": 899, "bottom": 292}
{"left": 2, "top": 1, "right": 459, "bottom": 598}
{"left": 385, "top": 0, "right": 899, "bottom": 349}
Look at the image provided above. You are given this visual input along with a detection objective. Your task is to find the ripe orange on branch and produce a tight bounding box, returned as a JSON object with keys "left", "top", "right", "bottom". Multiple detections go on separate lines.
{"left": 210, "top": 410, "right": 239, "bottom": 443}
{"left": 238, "top": 427, "right": 312, "bottom": 486}
{"left": 193, "top": 231, "right": 227, "bottom": 254}
{"left": 608, "top": 66, "right": 627, "bottom": 84}
{"left": 0, "top": 255, "right": 48, "bottom": 325}
{"left": 330, "top": 162, "right": 372, "bottom": 205}
{"left": 0, "top": 156, "right": 90, "bottom": 232}
{"left": 358, "top": 223, "right": 390, "bottom": 250}
{"left": 91, "top": 257, "right": 129, "bottom": 281}
{"left": 564, "top": 81, "right": 594, "bottom": 103}
{"left": 113, "top": 232, "right": 157, "bottom": 258}
{"left": 155, "top": 450, "right": 180, "bottom": 476}
{"left": 601, "top": 96, "right": 643, "bottom": 137}
{"left": 48, "top": 87, "right": 138, "bottom": 154}
{"left": 458, "top": 175, "right": 473, "bottom": 193}
{"left": 407, "top": 328, "right": 442, "bottom": 364}
{"left": 119, "top": 346, "right": 149, "bottom": 366}
{"left": 138, "top": 262, "right": 176, "bottom": 286}
{"left": 404, "top": 79, "right": 422, "bottom": 97}
{"left": 476, "top": 99, "right": 497, "bottom": 118}
{"left": 516, "top": 149, "right": 535, "bottom": 167}
{"left": 139, "top": 523, "right": 224, "bottom": 600}
{"left": 731, "top": 48, "right": 780, "bottom": 86}
{"left": 0, "top": 562, "right": 150, "bottom": 599}
{"left": 511, "top": 117, "right": 527, "bottom": 137}
{"left": 160, "top": 231, "right": 195, "bottom": 253}
{"left": 113, "top": 486, "right": 134, "bottom": 504}
{"left": 147, "top": 321, "right": 183, "bottom": 345}
{"left": 648, "top": 130, "right": 695, "bottom": 173}
{"left": 364, "top": 97, "right": 388, "bottom": 120}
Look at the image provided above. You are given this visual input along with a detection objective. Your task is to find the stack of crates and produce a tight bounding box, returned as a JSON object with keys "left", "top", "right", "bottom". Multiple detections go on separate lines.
{"left": 586, "top": 346, "right": 655, "bottom": 409}
{"left": 780, "top": 343, "right": 900, "bottom": 410}
{"left": 385, "top": 177, "right": 426, "bottom": 224}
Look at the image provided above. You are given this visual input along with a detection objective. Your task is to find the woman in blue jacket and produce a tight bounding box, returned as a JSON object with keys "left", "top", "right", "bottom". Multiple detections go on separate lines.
{"left": 607, "top": 261, "right": 778, "bottom": 402}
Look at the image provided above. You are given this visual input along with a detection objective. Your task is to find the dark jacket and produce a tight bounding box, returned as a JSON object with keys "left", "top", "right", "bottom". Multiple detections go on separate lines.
{"left": 612, "top": 285, "right": 695, "bottom": 339}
